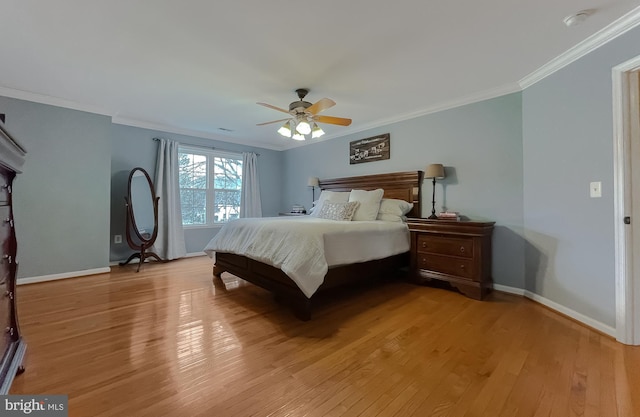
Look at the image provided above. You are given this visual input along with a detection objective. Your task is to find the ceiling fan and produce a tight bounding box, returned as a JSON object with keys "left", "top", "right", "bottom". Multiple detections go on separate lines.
{"left": 257, "top": 88, "right": 352, "bottom": 140}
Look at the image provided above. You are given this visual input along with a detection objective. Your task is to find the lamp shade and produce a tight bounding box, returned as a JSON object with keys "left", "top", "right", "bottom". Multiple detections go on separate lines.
{"left": 296, "top": 121, "right": 311, "bottom": 135}
{"left": 311, "top": 123, "right": 325, "bottom": 138}
{"left": 307, "top": 177, "right": 320, "bottom": 187}
{"left": 277, "top": 121, "right": 292, "bottom": 137}
{"left": 291, "top": 133, "right": 306, "bottom": 141}
{"left": 425, "top": 163, "right": 445, "bottom": 179}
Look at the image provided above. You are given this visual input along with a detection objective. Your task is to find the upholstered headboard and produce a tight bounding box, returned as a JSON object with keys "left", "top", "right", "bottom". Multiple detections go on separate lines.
{"left": 318, "top": 171, "right": 423, "bottom": 218}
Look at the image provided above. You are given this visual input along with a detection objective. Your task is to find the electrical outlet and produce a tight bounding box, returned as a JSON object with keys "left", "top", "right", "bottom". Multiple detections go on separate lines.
{"left": 114, "top": 235, "right": 122, "bottom": 244}
{"left": 590, "top": 181, "right": 602, "bottom": 198}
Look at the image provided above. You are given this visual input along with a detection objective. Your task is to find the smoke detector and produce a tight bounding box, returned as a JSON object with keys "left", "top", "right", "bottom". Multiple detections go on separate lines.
{"left": 563, "top": 10, "right": 594, "bottom": 27}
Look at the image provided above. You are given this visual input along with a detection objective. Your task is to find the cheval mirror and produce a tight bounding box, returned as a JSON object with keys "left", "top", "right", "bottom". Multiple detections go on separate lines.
{"left": 119, "top": 167, "right": 163, "bottom": 271}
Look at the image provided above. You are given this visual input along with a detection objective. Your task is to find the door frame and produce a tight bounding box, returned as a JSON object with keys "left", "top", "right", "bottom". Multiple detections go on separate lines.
{"left": 613, "top": 56, "right": 640, "bottom": 345}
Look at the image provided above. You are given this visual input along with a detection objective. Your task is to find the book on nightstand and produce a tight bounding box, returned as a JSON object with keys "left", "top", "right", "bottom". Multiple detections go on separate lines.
{"left": 437, "top": 211, "right": 460, "bottom": 220}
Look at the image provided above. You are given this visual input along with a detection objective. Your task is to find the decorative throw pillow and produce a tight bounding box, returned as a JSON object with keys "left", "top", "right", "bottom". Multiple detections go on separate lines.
{"left": 310, "top": 191, "right": 350, "bottom": 217}
{"left": 348, "top": 188, "right": 384, "bottom": 221}
{"left": 317, "top": 201, "right": 360, "bottom": 221}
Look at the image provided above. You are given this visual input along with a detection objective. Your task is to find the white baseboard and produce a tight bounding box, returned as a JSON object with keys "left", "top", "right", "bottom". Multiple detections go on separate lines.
{"left": 492, "top": 283, "right": 526, "bottom": 296}
{"left": 492, "top": 283, "right": 616, "bottom": 338}
{"left": 17, "top": 267, "right": 111, "bottom": 285}
{"left": 19, "top": 253, "right": 208, "bottom": 284}
{"left": 523, "top": 290, "right": 616, "bottom": 338}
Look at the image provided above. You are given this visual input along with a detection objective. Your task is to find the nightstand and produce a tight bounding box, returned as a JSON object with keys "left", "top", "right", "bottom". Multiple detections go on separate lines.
{"left": 407, "top": 218, "right": 494, "bottom": 300}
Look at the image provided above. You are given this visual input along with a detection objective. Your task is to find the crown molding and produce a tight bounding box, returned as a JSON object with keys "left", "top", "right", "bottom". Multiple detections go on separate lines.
{"left": 111, "top": 116, "right": 284, "bottom": 151}
{"left": 0, "top": 85, "right": 112, "bottom": 116}
{"left": 306, "top": 83, "right": 523, "bottom": 147}
{"left": 385, "top": 82, "right": 522, "bottom": 124}
{"left": 277, "top": 82, "right": 522, "bottom": 151}
{"left": 519, "top": 5, "right": 640, "bottom": 89}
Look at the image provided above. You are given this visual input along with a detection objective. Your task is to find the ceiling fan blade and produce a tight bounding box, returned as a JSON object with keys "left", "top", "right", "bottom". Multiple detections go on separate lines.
{"left": 256, "top": 118, "right": 290, "bottom": 126}
{"left": 306, "top": 98, "right": 336, "bottom": 115}
{"left": 257, "top": 102, "right": 291, "bottom": 114}
{"left": 315, "top": 115, "right": 352, "bottom": 126}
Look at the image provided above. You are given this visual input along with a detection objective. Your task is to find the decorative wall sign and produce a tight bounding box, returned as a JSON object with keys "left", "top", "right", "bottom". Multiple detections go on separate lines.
{"left": 349, "top": 133, "right": 390, "bottom": 164}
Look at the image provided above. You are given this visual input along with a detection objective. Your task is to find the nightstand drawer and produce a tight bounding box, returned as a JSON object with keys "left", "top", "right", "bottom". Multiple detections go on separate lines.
{"left": 0, "top": 182, "right": 8, "bottom": 205}
{"left": 418, "top": 254, "right": 474, "bottom": 279}
{"left": 0, "top": 206, "right": 10, "bottom": 249}
{"left": 416, "top": 235, "right": 473, "bottom": 258}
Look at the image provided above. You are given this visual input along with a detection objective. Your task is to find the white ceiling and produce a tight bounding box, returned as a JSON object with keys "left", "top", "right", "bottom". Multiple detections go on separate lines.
{"left": 1, "top": 1, "right": 639, "bottom": 150}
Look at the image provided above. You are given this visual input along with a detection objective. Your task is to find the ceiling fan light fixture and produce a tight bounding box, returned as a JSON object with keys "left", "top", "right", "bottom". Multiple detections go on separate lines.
{"left": 257, "top": 89, "right": 350, "bottom": 140}
{"left": 277, "top": 120, "right": 292, "bottom": 137}
{"left": 295, "top": 119, "right": 311, "bottom": 135}
{"left": 311, "top": 123, "right": 325, "bottom": 138}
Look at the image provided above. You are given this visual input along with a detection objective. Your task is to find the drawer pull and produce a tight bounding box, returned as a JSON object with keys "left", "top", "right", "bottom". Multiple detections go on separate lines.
{"left": 3, "top": 218, "right": 13, "bottom": 228}
{"left": 460, "top": 264, "right": 465, "bottom": 270}
{"left": 5, "top": 327, "right": 14, "bottom": 337}
{"left": 422, "top": 257, "right": 427, "bottom": 263}
{"left": 0, "top": 184, "right": 9, "bottom": 193}
{"left": 421, "top": 242, "right": 427, "bottom": 248}
{"left": 460, "top": 246, "right": 465, "bottom": 253}
{"left": 4, "top": 291, "right": 12, "bottom": 300}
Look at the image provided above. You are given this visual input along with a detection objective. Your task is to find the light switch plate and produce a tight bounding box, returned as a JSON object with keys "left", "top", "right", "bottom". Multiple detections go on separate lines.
{"left": 590, "top": 181, "right": 602, "bottom": 198}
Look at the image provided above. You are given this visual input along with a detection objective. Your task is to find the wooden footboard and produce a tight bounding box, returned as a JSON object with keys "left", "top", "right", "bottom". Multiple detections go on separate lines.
{"left": 213, "top": 251, "right": 409, "bottom": 320}
{"left": 212, "top": 170, "right": 422, "bottom": 320}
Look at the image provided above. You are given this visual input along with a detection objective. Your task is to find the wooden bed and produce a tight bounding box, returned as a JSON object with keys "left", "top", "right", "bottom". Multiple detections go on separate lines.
{"left": 212, "top": 170, "right": 423, "bottom": 320}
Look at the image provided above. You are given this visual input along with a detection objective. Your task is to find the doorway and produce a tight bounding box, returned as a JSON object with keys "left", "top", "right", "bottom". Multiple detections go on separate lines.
{"left": 613, "top": 57, "right": 640, "bottom": 345}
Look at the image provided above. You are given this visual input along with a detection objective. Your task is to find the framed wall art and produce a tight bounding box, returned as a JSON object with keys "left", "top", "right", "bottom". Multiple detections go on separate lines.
{"left": 349, "top": 133, "right": 390, "bottom": 165}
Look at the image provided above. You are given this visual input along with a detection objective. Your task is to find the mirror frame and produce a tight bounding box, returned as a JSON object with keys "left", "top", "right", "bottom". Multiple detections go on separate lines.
{"left": 119, "top": 167, "right": 163, "bottom": 271}
{"left": 128, "top": 167, "right": 159, "bottom": 244}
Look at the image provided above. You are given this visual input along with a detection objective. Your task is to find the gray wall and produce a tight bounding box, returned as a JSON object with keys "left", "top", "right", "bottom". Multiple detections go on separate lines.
{"left": 0, "top": 95, "right": 283, "bottom": 276}
{"left": 0, "top": 97, "right": 111, "bottom": 279}
{"left": 282, "top": 93, "right": 525, "bottom": 289}
{"left": 522, "top": 26, "right": 640, "bottom": 327}
{"left": 110, "top": 124, "right": 283, "bottom": 260}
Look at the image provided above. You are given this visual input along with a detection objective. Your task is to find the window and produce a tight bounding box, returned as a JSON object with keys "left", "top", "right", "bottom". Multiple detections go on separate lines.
{"left": 178, "top": 146, "right": 243, "bottom": 226}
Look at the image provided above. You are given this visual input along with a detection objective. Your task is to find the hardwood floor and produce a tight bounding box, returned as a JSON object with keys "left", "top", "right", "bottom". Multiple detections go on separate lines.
{"left": 9, "top": 256, "right": 640, "bottom": 416}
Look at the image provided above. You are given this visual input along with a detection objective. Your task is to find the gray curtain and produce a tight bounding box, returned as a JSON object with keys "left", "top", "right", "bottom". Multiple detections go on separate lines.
{"left": 153, "top": 138, "right": 187, "bottom": 259}
{"left": 240, "top": 152, "right": 262, "bottom": 218}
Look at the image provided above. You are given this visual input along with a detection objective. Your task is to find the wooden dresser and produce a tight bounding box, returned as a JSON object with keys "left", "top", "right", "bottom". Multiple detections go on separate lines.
{"left": 0, "top": 120, "right": 26, "bottom": 393}
{"left": 407, "top": 218, "right": 494, "bottom": 300}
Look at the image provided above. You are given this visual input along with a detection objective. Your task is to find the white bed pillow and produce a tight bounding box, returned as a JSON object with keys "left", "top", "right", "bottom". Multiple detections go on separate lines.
{"left": 376, "top": 198, "right": 414, "bottom": 222}
{"left": 317, "top": 201, "right": 359, "bottom": 221}
{"left": 348, "top": 188, "right": 384, "bottom": 221}
{"left": 377, "top": 213, "right": 407, "bottom": 222}
{"left": 379, "top": 198, "right": 413, "bottom": 215}
{"left": 310, "top": 191, "right": 350, "bottom": 217}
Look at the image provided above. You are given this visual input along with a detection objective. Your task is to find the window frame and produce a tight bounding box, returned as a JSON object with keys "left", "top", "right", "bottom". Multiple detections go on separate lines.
{"left": 178, "top": 145, "right": 243, "bottom": 229}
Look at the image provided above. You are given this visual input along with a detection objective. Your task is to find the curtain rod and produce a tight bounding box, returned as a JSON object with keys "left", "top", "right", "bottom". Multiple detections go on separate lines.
{"left": 152, "top": 138, "right": 259, "bottom": 156}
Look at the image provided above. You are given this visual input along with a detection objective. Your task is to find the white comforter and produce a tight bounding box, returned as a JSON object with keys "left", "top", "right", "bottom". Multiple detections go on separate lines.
{"left": 203, "top": 217, "right": 410, "bottom": 298}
